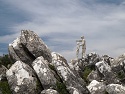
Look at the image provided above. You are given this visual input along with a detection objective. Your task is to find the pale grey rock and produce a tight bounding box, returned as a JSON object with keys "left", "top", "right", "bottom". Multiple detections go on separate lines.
{"left": 81, "top": 52, "right": 100, "bottom": 66}
{"left": 51, "top": 52, "right": 90, "bottom": 94}
{"left": 101, "top": 55, "right": 113, "bottom": 66}
{"left": 112, "top": 53, "right": 125, "bottom": 67}
{"left": 8, "top": 30, "right": 52, "bottom": 65}
{"left": 69, "top": 59, "right": 80, "bottom": 71}
{"left": 0, "top": 65, "right": 7, "bottom": 81}
{"left": 95, "top": 60, "right": 120, "bottom": 84}
{"left": 87, "top": 80, "right": 106, "bottom": 94}
{"left": 8, "top": 37, "right": 35, "bottom": 64}
{"left": 20, "top": 30, "right": 52, "bottom": 63}
{"left": 75, "top": 52, "right": 100, "bottom": 72}
{"left": 41, "top": 89, "right": 59, "bottom": 94}
{"left": 87, "top": 70, "right": 101, "bottom": 82}
{"left": 32, "top": 56, "right": 57, "bottom": 89}
{"left": 6, "top": 61, "right": 39, "bottom": 94}
{"left": 96, "top": 60, "right": 111, "bottom": 75}
{"left": 111, "top": 54, "right": 125, "bottom": 72}
{"left": 106, "top": 84, "right": 125, "bottom": 94}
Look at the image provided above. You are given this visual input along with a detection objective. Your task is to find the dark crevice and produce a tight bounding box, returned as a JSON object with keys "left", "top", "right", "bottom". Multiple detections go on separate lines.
{"left": 20, "top": 43, "right": 44, "bottom": 93}
{"left": 20, "top": 43, "right": 36, "bottom": 61}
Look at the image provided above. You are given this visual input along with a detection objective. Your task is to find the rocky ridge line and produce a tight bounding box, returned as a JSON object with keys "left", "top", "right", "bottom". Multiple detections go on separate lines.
{"left": 0, "top": 30, "right": 125, "bottom": 94}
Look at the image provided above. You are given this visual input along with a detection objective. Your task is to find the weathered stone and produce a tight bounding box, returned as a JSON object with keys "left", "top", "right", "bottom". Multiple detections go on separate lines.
{"left": 87, "top": 70, "right": 101, "bottom": 82}
{"left": 95, "top": 60, "right": 120, "bottom": 84}
{"left": 106, "top": 84, "right": 125, "bottom": 94}
{"left": 96, "top": 60, "right": 111, "bottom": 75}
{"left": 111, "top": 54, "right": 125, "bottom": 72}
{"left": 69, "top": 59, "right": 80, "bottom": 71}
{"left": 101, "top": 55, "right": 113, "bottom": 66}
{"left": 20, "top": 30, "right": 52, "bottom": 63}
{"left": 8, "top": 37, "right": 35, "bottom": 64}
{"left": 0, "top": 65, "right": 7, "bottom": 81}
{"left": 74, "top": 52, "right": 100, "bottom": 73}
{"left": 8, "top": 30, "right": 52, "bottom": 65}
{"left": 51, "top": 52, "right": 90, "bottom": 94}
{"left": 41, "top": 89, "right": 59, "bottom": 94}
{"left": 32, "top": 56, "right": 57, "bottom": 89}
{"left": 80, "top": 52, "right": 100, "bottom": 67}
{"left": 87, "top": 80, "right": 106, "bottom": 94}
{"left": 6, "top": 61, "right": 39, "bottom": 94}
{"left": 111, "top": 53, "right": 125, "bottom": 67}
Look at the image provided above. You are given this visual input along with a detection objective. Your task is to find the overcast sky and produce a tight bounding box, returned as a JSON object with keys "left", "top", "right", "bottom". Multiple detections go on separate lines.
{"left": 0, "top": 0, "right": 125, "bottom": 61}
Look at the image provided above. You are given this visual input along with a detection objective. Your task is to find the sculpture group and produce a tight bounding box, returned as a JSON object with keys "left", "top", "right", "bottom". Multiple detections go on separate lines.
{"left": 76, "top": 36, "right": 86, "bottom": 60}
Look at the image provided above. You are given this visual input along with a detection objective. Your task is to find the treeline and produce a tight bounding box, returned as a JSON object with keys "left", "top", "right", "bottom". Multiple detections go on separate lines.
{"left": 0, "top": 54, "right": 13, "bottom": 68}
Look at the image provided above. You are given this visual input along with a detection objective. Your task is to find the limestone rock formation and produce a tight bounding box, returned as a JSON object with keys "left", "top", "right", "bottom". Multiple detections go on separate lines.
{"left": 87, "top": 70, "right": 101, "bottom": 82}
{"left": 3, "top": 30, "right": 125, "bottom": 94}
{"left": 41, "top": 89, "right": 59, "bottom": 94}
{"left": 95, "top": 60, "right": 120, "bottom": 84}
{"left": 51, "top": 52, "right": 90, "bottom": 94}
{"left": 87, "top": 80, "right": 106, "bottom": 94}
{"left": 32, "top": 56, "right": 57, "bottom": 89}
{"left": 106, "top": 84, "right": 125, "bottom": 94}
{"left": 6, "top": 61, "right": 39, "bottom": 94}
{"left": 0, "top": 65, "right": 7, "bottom": 81}
{"left": 8, "top": 30, "right": 52, "bottom": 65}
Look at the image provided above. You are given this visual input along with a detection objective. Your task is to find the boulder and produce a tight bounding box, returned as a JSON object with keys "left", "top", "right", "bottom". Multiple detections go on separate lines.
{"left": 41, "top": 89, "right": 59, "bottom": 94}
{"left": 87, "top": 80, "right": 106, "bottom": 94}
{"left": 20, "top": 30, "right": 52, "bottom": 63}
{"left": 0, "top": 65, "right": 7, "bottom": 81}
{"left": 101, "top": 55, "right": 113, "bottom": 66}
{"left": 32, "top": 56, "right": 57, "bottom": 89}
{"left": 95, "top": 60, "right": 120, "bottom": 84}
{"left": 6, "top": 61, "right": 40, "bottom": 94}
{"left": 80, "top": 52, "right": 100, "bottom": 68}
{"left": 87, "top": 70, "right": 101, "bottom": 82}
{"left": 51, "top": 52, "right": 90, "bottom": 94}
{"left": 111, "top": 54, "right": 125, "bottom": 72}
{"left": 95, "top": 60, "right": 111, "bottom": 75}
{"left": 111, "top": 53, "right": 125, "bottom": 67}
{"left": 8, "top": 37, "right": 33, "bottom": 64}
{"left": 106, "top": 84, "right": 125, "bottom": 94}
{"left": 8, "top": 30, "right": 52, "bottom": 65}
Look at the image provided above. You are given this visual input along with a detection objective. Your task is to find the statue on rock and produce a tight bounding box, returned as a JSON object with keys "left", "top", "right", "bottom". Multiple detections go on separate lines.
{"left": 76, "top": 36, "right": 86, "bottom": 59}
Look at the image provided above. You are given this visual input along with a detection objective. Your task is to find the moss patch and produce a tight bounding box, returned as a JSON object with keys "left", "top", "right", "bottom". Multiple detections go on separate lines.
{"left": 56, "top": 81, "right": 69, "bottom": 94}
{"left": 0, "top": 81, "right": 12, "bottom": 94}
{"left": 80, "top": 66, "right": 95, "bottom": 83}
{"left": 117, "top": 71, "right": 125, "bottom": 79}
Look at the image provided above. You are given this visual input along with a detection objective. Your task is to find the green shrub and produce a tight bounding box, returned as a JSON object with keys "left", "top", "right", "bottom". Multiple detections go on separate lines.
{"left": 117, "top": 71, "right": 125, "bottom": 79}
{"left": 0, "top": 81, "right": 12, "bottom": 94}
{"left": 82, "top": 67, "right": 93, "bottom": 83}
{"left": 56, "top": 81, "right": 69, "bottom": 94}
{"left": 0, "top": 54, "right": 13, "bottom": 68}
{"left": 104, "top": 91, "right": 109, "bottom": 94}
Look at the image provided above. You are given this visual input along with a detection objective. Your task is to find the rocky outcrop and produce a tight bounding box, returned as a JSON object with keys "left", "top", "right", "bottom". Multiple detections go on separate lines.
{"left": 6, "top": 61, "right": 40, "bottom": 94}
{"left": 106, "top": 84, "right": 125, "bottom": 94}
{"left": 0, "top": 65, "right": 7, "bottom": 81}
{"left": 87, "top": 80, "right": 106, "bottom": 94}
{"left": 41, "top": 89, "right": 59, "bottom": 94}
{"left": 1, "top": 30, "right": 125, "bottom": 94}
{"left": 96, "top": 60, "right": 120, "bottom": 84}
{"left": 32, "top": 56, "right": 57, "bottom": 89}
{"left": 8, "top": 30, "right": 52, "bottom": 65}
{"left": 51, "top": 52, "right": 90, "bottom": 94}
{"left": 87, "top": 70, "right": 101, "bottom": 82}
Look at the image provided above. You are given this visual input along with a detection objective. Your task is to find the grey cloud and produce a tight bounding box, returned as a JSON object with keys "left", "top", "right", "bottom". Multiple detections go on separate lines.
{"left": 1, "top": 0, "right": 125, "bottom": 60}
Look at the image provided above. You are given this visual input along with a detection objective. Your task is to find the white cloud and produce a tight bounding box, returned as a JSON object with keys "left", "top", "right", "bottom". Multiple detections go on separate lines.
{"left": 1, "top": 0, "right": 125, "bottom": 60}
